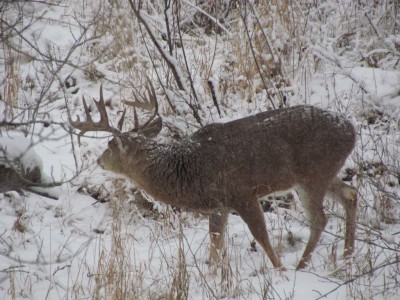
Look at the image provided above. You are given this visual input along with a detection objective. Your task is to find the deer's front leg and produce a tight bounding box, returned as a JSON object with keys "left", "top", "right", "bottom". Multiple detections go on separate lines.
{"left": 209, "top": 211, "right": 229, "bottom": 266}
{"left": 235, "top": 198, "right": 284, "bottom": 269}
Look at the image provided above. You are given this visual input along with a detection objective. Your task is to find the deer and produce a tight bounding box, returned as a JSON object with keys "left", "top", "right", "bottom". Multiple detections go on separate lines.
{"left": 70, "top": 85, "right": 357, "bottom": 270}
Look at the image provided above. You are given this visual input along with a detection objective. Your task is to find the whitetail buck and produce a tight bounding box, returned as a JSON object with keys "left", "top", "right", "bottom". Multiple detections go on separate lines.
{"left": 70, "top": 86, "right": 357, "bottom": 270}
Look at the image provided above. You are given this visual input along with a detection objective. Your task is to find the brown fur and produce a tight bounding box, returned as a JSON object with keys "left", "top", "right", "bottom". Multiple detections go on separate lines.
{"left": 96, "top": 105, "right": 357, "bottom": 270}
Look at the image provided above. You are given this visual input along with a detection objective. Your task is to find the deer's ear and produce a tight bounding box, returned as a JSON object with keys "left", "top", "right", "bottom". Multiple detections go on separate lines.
{"left": 139, "top": 117, "right": 162, "bottom": 138}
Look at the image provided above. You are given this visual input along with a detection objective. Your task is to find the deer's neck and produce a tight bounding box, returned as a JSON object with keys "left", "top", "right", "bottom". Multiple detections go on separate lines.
{"left": 129, "top": 138, "right": 203, "bottom": 203}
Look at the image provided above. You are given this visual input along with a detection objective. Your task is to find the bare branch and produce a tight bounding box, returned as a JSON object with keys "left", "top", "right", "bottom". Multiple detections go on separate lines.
{"left": 127, "top": 0, "right": 185, "bottom": 91}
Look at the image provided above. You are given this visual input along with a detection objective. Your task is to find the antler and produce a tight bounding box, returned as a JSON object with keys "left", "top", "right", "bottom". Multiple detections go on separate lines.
{"left": 70, "top": 85, "right": 122, "bottom": 141}
{"left": 70, "top": 81, "right": 160, "bottom": 142}
{"left": 123, "top": 77, "right": 159, "bottom": 133}
{"left": 123, "top": 76, "right": 157, "bottom": 112}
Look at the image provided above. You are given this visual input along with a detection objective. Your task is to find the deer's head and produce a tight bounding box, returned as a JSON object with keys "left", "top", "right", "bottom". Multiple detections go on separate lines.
{"left": 69, "top": 83, "right": 161, "bottom": 175}
{"left": 97, "top": 118, "right": 162, "bottom": 173}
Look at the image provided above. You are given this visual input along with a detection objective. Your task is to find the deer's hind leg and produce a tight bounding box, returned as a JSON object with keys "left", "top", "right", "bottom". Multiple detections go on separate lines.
{"left": 209, "top": 211, "right": 229, "bottom": 266}
{"left": 234, "top": 196, "right": 284, "bottom": 269}
{"left": 327, "top": 177, "right": 358, "bottom": 257}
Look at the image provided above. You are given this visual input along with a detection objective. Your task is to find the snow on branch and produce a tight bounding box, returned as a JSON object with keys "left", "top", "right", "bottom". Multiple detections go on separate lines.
{"left": 310, "top": 45, "right": 370, "bottom": 95}
{"left": 127, "top": 0, "right": 203, "bottom": 125}
{"left": 127, "top": 0, "right": 187, "bottom": 92}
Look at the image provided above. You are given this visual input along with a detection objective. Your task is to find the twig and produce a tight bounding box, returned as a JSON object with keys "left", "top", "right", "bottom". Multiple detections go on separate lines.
{"left": 208, "top": 80, "right": 221, "bottom": 117}
{"left": 365, "top": 13, "right": 380, "bottom": 37}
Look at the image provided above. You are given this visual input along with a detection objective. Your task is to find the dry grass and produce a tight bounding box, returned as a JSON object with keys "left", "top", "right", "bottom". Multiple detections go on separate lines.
{"left": 2, "top": 42, "right": 20, "bottom": 120}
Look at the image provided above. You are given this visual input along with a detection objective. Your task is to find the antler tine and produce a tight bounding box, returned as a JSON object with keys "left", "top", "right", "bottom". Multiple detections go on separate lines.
{"left": 138, "top": 78, "right": 159, "bottom": 130}
{"left": 82, "top": 95, "right": 92, "bottom": 123}
{"left": 95, "top": 84, "right": 110, "bottom": 126}
{"left": 145, "top": 76, "right": 158, "bottom": 110}
{"left": 70, "top": 85, "right": 120, "bottom": 142}
{"left": 117, "top": 108, "right": 126, "bottom": 131}
{"left": 132, "top": 107, "right": 140, "bottom": 132}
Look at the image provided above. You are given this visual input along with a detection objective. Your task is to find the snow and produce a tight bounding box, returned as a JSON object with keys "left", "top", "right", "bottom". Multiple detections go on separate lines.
{"left": 1, "top": 1, "right": 400, "bottom": 300}
{"left": 0, "top": 136, "right": 43, "bottom": 175}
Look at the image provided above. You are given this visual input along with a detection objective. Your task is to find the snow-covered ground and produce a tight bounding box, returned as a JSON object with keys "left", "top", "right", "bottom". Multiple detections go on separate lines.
{"left": 1, "top": 1, "right": 399, "bottom": 299}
